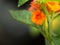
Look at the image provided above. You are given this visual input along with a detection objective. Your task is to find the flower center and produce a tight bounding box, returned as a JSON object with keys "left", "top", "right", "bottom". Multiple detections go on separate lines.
{"left": 36, "top": 14, "right": 41, "bottom": 19}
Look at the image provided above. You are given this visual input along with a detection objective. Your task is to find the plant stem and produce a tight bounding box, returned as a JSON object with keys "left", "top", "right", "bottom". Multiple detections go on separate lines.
{"left": 48, "top": 19, "right": 52, "bottom": 37}
{"left": 48, "top": 18, "right": 55, "bottom": 45}
{"left": 50, "top": 41, "right": 54, "bottom": 45}
{"left": 41, "top": 3, "right": 55, "bottom": 45}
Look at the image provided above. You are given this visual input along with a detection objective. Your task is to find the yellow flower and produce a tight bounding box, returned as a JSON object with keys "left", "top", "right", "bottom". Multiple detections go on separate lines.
{"left": 46, "top": 2, "right": 60, "bottom": 12}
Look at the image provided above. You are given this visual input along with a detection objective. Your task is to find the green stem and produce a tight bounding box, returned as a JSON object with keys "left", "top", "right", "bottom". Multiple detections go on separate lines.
{"left": 43, "top": 20, "right": 49, "bottom": 37}
{"left": 41, "top": 3, "right": 55, "bottom": 45}
{"left": 48, "top": 17, "right": 55, "bottom": 45}
{"left": 48, "top": 19, "right": 52, "bottom": 37}
{"left": 50, "top": 41, "right": 54, "bottom": 45}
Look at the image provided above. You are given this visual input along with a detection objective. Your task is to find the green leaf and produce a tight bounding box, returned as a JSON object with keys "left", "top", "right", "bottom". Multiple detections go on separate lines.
{"left": 53, "top": 36, "right": 60, "bottom": 45}
{"left": 10, "top": 10, "right": 33, "bottom": 25}
{"left": 52, "top": 15, "right": 60, "bottom": 45}
{"left": 53, "top": 12, "right": 60, "bottom": 20}
{"left": 18, "top": 0, "right": 28, "bottom": 7}
{"left": 10, "top": 10, "right": 42, "bottom": 36}
{"left": 29, "top": 26, "right": 40, "bottom": 37}
{"left": 53, "top": 15, "right": 60, "bottom": 35}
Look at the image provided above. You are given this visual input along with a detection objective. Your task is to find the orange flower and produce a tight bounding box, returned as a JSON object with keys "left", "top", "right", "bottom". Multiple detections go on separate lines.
{"left": 32, "top": 10, "right": 46, "bottom": 25}
{"left": 46, "top": 2, "right": 60, "bottom": 12}
{"left": 28, "top": 0, "right": 46, "bottom": 25}
{"left": 29, "top": 1, "right": 60, "bottom": 25}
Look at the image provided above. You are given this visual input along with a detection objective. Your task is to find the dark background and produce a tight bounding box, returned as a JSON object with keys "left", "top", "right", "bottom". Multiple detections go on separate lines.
{"left": 0, "top": 0, "right": 45, "bottom": 45}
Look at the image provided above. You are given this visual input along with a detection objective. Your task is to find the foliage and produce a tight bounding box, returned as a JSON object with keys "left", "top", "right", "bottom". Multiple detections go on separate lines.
{"left": 10, "top": 0, "right": 60, "bottom": 45}
{"left": 18, "top": 0, "right": 28, "bottom": 7}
